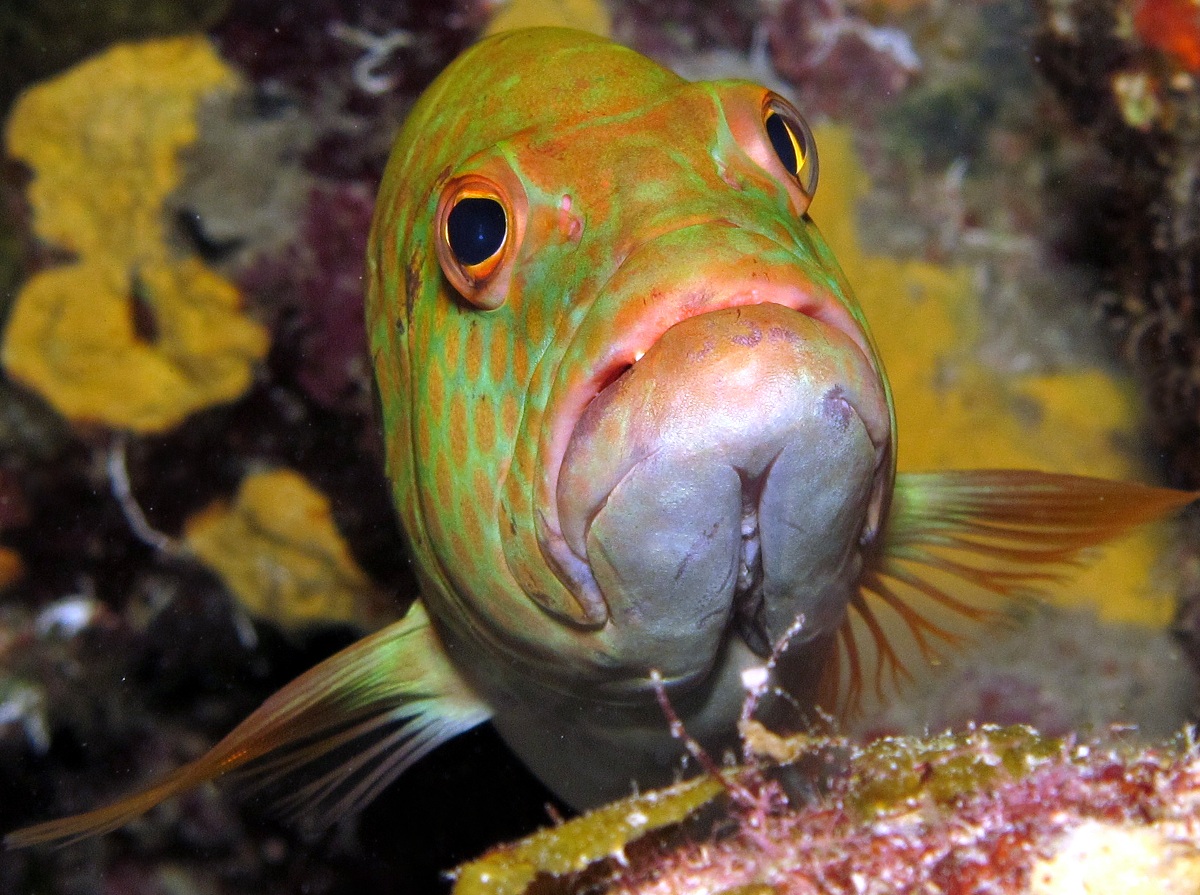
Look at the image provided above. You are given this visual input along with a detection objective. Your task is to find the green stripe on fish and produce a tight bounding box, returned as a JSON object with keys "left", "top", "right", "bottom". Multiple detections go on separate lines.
{"left": 8, "top": 27, "right": 1196, "bottom": 845}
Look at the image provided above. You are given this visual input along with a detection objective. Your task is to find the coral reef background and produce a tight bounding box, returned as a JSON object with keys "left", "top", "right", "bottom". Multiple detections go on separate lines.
{"left": 1, "top": 0, "right": 1199, "bottom": 893}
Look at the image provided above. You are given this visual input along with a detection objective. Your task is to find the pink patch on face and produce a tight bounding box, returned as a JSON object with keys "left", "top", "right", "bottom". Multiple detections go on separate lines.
{"left": 558, "top": 195, "right": 583, "bottom": 241}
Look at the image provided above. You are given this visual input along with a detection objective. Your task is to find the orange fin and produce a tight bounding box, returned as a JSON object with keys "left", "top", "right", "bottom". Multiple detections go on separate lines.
{"left": 6, "top": 601, "right": 489, "bottom": 847}
{"left": 824, "top": 470, "right": 1197, "bottom": 717}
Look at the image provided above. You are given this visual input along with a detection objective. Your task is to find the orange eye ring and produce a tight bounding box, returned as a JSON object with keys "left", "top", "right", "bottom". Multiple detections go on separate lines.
{"left": 762, "top": 96, "right": 818, "bottom": 201}
{"left": 435, "top": 175, "right": 517, "bottom": 309}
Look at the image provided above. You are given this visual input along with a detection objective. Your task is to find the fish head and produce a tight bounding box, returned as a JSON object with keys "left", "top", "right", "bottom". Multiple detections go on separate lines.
{"left": 367, "top": 29, "right": 895, "bottom": 705}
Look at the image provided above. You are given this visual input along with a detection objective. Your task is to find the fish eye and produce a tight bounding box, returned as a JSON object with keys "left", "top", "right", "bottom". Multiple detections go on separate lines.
{"left": 765, "top": 112, "right": 799, "bottom": 175}
{"left": 445, "top": 196, "right": 507, "bottom": 270}
{"left": 763, "top": 99, "right": 818, "bottom": 200}
{"left": 435, "top": 175, "right": 519, "bottom": 310}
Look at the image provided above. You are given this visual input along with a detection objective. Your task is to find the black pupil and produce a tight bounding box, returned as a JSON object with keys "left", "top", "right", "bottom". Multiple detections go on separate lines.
{"left": 765, "top": 112, "right": 799, "bottom": 175}
{"left": 446, "top": 197, "right": 507, "bottom": 267}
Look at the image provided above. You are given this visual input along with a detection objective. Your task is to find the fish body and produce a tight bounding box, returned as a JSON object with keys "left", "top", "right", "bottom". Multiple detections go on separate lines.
{"left": 8, "top": 28, "right": 1195, "bottom": 845}
{"left": 368, "top": 27, "right": 892, "bottom": 804}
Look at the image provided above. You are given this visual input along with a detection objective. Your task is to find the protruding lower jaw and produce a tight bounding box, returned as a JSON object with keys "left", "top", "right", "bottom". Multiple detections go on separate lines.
{"left": 554, "top": 302, "right": 892, "bottom": 688}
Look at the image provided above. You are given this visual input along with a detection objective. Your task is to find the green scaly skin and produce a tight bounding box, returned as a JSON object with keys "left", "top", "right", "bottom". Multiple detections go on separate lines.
{"left": 367, "top": 28, "right": 894, "bottom": 680}
{"left": 366, "top": 28, "right": 896, "bottom": 804}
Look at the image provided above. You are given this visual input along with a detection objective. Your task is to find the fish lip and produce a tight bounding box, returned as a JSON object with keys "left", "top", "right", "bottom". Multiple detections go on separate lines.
{"left": 561, "top": 304, "right": 889, "bottom": 561}
{"left": 583, "top": 288, "right": 880, "bottom": 422}
{"left": 536, "top": 283, "right": 889, "bottom": 623}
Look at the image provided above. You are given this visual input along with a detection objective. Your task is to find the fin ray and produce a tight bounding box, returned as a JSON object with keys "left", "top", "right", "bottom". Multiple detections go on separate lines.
{"left": 6, "top": 602, "right": 490, "bottom": 847}
{"left": 827, "top": 470, "right": 1197, "bottom": 717}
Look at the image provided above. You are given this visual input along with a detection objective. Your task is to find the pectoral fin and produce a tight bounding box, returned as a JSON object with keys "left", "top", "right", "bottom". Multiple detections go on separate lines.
{"left": 6, "top": 601, "right": 490, "bottom": 847}
{"left": 825, "top": 470, "right": 1197, "bottom": 716}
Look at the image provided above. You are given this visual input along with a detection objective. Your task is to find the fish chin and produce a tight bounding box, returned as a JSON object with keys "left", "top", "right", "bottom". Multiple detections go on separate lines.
{"left": 556, "top": 303, "right": 891, "bottom": 687}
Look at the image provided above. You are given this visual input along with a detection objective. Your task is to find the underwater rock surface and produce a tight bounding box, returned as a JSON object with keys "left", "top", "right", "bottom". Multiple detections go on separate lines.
{"left": 455, "top": 725, "right": 1200, "bottom": 895}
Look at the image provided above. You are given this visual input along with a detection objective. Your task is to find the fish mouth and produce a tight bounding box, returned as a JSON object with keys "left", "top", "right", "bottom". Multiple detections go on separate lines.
{"left": 556, "top": 298, "right": 891, "bottom": 553}
{"left": 538, "top": 285, "right": 892, "bottom": 686}
{"left": 577, "top": 284, "right": 881, "bottom": 429}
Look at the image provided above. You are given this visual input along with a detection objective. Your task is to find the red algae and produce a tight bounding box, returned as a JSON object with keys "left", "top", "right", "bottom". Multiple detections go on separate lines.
{"left": 607, "top": 732, "right": 1200, "bottom": 894}
{"left": 238, "top": 183, "right": 375, "bottom": 410}
{"left": 1135, "top": 0, "right": 1200, "bottom": 73}
{"left": 765, "top": 0, "right": 920, "bottom": 122}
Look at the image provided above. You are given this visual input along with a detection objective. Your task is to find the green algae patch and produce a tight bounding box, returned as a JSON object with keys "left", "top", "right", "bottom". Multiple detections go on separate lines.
{"left": 452, "top": 774, "right": 725, "bottom": 895}
{"left": 844, "top": 725, "right": 1063, "bottom": 816}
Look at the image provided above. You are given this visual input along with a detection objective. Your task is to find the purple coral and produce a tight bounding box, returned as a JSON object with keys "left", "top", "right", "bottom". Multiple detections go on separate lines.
{"left": 214, "top": 0, "right": 491, "bottom": 98}
{"left": 240, "top": 183, "right": 376, "bottom": 411}
{"left": 211, "top": 0, "right": 493, "bottom": 181}
{"left": 766, "top": 0, "right": 921, "bottom": 120}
